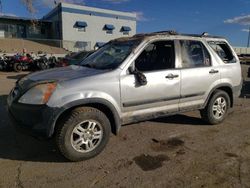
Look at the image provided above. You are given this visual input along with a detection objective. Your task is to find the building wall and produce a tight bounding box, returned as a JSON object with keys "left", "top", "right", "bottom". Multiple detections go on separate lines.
{"left": 0, "top": 3, "right": 137, "bottom": 52}
{"left": 60, "top": 3, "right": 136, "bottom": 51}
{"left": 0, "top": 19, "right": 51, "bottom": 39}
{"left": 43, "top": 5, "right": 63, "bottom": 40}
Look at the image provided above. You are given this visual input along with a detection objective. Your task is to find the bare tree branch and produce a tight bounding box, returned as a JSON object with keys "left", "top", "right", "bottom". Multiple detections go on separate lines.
{"left": 20, "top": 0, "right": 36, "bottom": 14}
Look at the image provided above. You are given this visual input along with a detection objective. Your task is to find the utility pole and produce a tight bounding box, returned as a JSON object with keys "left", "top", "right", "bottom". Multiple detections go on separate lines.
{"left": 247, "top": 25, "right": 250, "bottom": 48}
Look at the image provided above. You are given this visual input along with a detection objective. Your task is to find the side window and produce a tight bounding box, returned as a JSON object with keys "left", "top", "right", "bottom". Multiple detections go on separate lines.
{"left": 135, "top": 41, "right": 175, "bottom": 72}
{"left": 208, "top": 41, "right": 236, "bottom": 63}
{"left": 180, "top": 40, "right": 211, "bottom": 68}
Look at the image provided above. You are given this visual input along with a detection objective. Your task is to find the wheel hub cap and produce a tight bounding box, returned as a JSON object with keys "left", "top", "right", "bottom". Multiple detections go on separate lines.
{"left": 212, "top": 97, "right": 227, "bottom": 119}
{"left": 70, "top": 120, "right": 103, "bottom": 153}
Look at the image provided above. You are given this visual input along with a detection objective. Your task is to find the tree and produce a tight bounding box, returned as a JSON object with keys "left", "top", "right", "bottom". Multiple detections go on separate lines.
{"left": 21, "top": 0, "right": 36, "bottom": 14}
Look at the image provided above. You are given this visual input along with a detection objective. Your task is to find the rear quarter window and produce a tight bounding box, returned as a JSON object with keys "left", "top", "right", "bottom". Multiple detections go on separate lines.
{"left": 180, "top": 40, "right": 211, "bottom": 68}
{"left": 208, "top": 41, "right": 236, "bottom": 63}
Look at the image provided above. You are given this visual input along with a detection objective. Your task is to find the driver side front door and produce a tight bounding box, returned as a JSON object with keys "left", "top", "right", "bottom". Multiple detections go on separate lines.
{"left": 120, "top": 40, "right": 181, "bottom": 123}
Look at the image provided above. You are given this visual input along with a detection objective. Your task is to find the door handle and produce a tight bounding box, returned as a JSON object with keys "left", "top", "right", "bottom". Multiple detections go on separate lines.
{"left": 209, "top": 69, "right": 219, "bottom": 74}
{"left": 165, "top": 74, "right": 179, "bottom": 79}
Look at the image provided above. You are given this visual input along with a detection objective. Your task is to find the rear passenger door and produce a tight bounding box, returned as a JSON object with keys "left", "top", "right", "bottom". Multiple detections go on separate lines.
{"left": 178, "top": 40, "right": 221, "bottom": 110}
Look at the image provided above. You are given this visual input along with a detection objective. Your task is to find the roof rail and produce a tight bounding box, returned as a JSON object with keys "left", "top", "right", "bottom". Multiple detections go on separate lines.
{"left": 180, "top": 32, "right": 223, "bottom": 39}
{"left": 152, "top": 30, "right": 178, "bottom": 35}
{"left": 201, "top": 32, "right": 209, "bottom": 36}
{"left": 133, "top": 30, "right": 178, "bottom": 38}
{"left": 133, "top": 31, "right": 224, "bottom": 39}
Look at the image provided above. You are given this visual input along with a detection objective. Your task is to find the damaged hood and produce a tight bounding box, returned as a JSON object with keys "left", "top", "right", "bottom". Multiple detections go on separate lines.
{"left": 18, "top": 65, "right": 108, "bottom": 89}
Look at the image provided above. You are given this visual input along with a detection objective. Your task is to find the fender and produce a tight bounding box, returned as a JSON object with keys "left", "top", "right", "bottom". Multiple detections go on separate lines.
{"left": 202, "top": 83, "right": 233, "bottom": 109}
{"left": 48, "top": 98, "right": 122, "bottom": 137}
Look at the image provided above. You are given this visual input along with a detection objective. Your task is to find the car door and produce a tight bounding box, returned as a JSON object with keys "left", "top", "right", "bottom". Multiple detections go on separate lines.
{"left": 120, "top": 40, "right": 181, "bottom": 122}
{"left": 178, "top": 40, "right": 221, "bottom": 110}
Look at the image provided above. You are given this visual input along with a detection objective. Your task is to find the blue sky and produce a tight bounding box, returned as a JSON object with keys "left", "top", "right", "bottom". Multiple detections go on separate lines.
{"left": 1, "top": 0, "right": 250, "bottom": 46}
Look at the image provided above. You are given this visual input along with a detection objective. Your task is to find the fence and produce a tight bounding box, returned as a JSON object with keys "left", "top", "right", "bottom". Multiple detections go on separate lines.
{"left": 0, "top": 38, "right": 92, "bottom": 55}
{"left": 233, "top": 47, "right": 250, "bottom": 55}
{"left": 29, "top": 38, "right": 92, "bottom": 52}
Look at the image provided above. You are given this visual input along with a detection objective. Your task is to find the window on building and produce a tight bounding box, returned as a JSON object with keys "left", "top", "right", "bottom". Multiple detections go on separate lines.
{"left": 180, "top": 40, "right": 211, "bottom": 68}
{"left": 95, "top": 42, "right": 106, "bottom": 50}
{"left": 104, "top": 24, "right": 115, "bottom": 34}
{"left": 41, "top": 28, "right": 46, "bottom": 35}
{"left": 121, "top": 26, "right": 131, "bottom": 35}
{"left": 29, "top": 25, "right": 41, "bottom": 35}
{"left": 135, "top": 41, "right": 175, "bottom": 72}
{"left": 75, "top": 21, "right": 87, "bottom": 32}
{"left": 208, "top": 41, "right": 236, "bottom": 63}
{"left": 78, "top": 27, "right": 86, "bottom": 32}
{"left": 75, "top": 41, "right": 88, "bottom": 51}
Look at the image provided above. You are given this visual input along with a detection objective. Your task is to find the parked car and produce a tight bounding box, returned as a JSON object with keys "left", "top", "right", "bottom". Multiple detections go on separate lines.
{"left": 8, "top": 31, "right": 242, "bottom": 161}
{"left": 57, "top": 50, "right": 94, "bottom": 67}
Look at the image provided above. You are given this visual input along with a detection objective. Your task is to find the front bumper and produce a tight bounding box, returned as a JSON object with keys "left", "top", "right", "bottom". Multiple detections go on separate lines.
{"left": 8, "top": 98, "right": 59, "bottom": 138}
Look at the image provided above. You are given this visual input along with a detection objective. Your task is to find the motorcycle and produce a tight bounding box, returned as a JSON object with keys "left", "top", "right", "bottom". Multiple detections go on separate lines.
{"left": 0, "top": 54, "right": 12, "bottom": 71}
{"left": 10, "top": 53, "right": 35, "bottom": 72}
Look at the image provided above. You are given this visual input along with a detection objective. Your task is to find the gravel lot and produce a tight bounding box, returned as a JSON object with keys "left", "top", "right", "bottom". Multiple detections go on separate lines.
{"left": 0, "top": 64, "right": 250, "bottom": 188}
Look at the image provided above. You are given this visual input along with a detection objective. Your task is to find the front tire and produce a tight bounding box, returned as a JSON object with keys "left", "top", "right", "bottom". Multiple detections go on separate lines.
{"left": 200, "top": 90, "right": 230, "bottom": 125}
{"left": 56, "top": 107, "right": 111, "bottom": 162}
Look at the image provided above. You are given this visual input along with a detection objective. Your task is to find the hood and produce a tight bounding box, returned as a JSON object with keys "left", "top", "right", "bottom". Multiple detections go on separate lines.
{"left": 27, "top": 65, "right": 107, "bottom": 82}
{"left": 18, "top": 65, "right": 108, "bottom": 90}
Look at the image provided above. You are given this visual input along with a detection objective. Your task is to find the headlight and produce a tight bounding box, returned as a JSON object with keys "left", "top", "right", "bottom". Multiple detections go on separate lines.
{"left": 18, "top": 83, "right": 57, "bottom": 105}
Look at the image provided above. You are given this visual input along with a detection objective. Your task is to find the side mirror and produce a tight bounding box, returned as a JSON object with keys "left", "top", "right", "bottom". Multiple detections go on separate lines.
{"left": 128, "top": 66, "right": 135, "bottom": 74}
{"left": 128, "top": 66, "right": 147, "bottom": 86}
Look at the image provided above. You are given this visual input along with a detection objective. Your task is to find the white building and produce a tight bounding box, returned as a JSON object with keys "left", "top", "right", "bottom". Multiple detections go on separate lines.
{"left": 43, "top": 2, "right": 137, "bottom": 51}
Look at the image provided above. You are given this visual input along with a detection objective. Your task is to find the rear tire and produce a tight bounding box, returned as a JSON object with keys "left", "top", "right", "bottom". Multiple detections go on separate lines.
{"left": 56, "top": 107, "right": 111, "bottom": 161}
{"left": 13, "top": 63, "right": 22, "bottom": 72}
{"left": 200, "top": 90, "right": 230, "bottom": 125}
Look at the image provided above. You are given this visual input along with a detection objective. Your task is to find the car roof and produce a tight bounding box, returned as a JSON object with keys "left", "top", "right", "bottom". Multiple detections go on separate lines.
{"left": 113, "top": 31, "right": 226, "bottom": 43}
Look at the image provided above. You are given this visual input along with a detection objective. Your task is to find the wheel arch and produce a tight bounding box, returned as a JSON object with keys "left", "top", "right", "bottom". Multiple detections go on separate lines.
{"left": 50, "top": 98, "right": 121, "bottom": 137}
{"left": 203, "top": 84, "right": 234, "bottom": 109}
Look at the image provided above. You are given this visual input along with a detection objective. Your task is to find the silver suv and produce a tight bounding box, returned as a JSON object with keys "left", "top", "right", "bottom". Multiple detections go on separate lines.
{"left": 8, "top": 31, "right": 242, "bottom": 161}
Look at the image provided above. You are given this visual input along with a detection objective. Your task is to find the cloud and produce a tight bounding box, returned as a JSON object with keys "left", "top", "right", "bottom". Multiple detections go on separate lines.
{"left": 0, "top": 13, "right": 17, "bottom": 17}
{"left": 133, "top": 11, "right": 150, "bottom": 22}
{"left": 224, "top": 15, "right": 250, "bottom": 25}
{"left": 242, "top": 28, "right": 250, "bottom": 32}
{"left": 101, "top": 0, "right": 130, "bottom": 4}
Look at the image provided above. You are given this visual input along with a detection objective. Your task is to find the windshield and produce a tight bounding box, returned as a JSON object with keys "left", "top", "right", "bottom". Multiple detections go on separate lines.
{"left": 80, "top": 40, "right": 141, "bottom": 70}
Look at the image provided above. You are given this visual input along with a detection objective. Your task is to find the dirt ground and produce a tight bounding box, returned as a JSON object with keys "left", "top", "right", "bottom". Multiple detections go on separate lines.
{"left": 0, "top": 64, "right": 250, "bottom": 188}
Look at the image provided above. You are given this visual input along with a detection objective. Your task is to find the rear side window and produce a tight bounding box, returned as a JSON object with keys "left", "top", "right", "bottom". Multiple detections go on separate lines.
{"left": 180, "top": 40, "right": 211, "bottom": 68}
{"left": 208, "top": 41, "right": 236, "bottom": 63}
